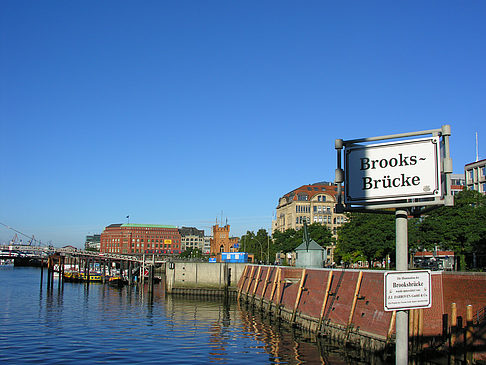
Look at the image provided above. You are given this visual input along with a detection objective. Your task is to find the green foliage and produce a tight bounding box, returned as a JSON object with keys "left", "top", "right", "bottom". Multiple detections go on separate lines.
{"left": 418, "top": 190, "right": 486, "bottom": 269}
{"left": 240, "top": 224, "right": 333, "bottom": 263}
{"left": 179, "top": 248, "right": 203, "bottom": 259}
{"left": 335, "top": 212, "right": 395, "bottom": 266}
{"left": 334, "top": 190, "right": 486, "bottom": 270}
{"left": 240, "top": 229, "right": 272, "bottom": 263}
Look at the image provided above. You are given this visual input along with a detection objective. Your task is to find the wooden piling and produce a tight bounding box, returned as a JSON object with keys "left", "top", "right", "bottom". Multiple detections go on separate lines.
{"left": 318, "top": 270, "right": 333, "bottom": 333}
{"left": 451, "top": 302, "right": 457, "bottom": 348}
{"left": 251, "top": 266, "right": 262, "bottom": 304}
{"left": 291, "top": 269, "right": 306, "bottom": 324}
{"left": 346, "top": 271, "right": 363, "bottom": 339}
{"left": 466, "top": 304, "right": 473, "bottom": 364}
{"left": 260, "top": 267, "right": 272, "bottom": 309}
{"left": 237, "top": 266, "right": 248, "bottom": 302}
{"left": 245, "top": 266, "right": 255, "bottom": 301}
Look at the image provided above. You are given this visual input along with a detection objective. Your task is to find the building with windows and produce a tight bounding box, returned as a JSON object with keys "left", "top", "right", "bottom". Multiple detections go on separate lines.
{"left": 179, "top": 226, "right": 205, "bottom": 252}
{"left": 210, "top": 224, "right": 239, "bottom": 256}
{"left": 85, "top": 234, "right": 101, "bottom": 251}
{"left": 203, "top": 236, "right": 211, "bottom": 255}
{"left": 465, "top": 159, "right": 486, "bottom": 194}
{"left": 272, "top": 181, "right": 346, "bottom": 265}
{"left": 272, "top": 181, "right": 346, "bottom": 235}
{"left": 450, "top": 173, "right": 466, "bottom": 195}
{"left": 100, "top": 223, "right": 181, "bottom": 254}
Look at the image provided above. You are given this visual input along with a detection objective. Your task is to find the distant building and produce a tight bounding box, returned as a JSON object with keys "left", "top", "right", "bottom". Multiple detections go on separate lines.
{"left": 179, "top": 226, "right": 205, "bottom": 252}
{"left": 272, "top": 181, "right": 346, "bottom": 265}
{"left": 203, "top": 236, "right": 211, "bottom": 255}
{"left": 210, "top": 224, "right": 239, "bottom": 256}
{"left": 85, "top": 234, "right": 101, "bottom": 251}
{"left": 465, "top": 159, "right": 486, "bottom": 194}
{"left": 450, "top": 173, "right": 466, "bottom": 196}
{"left": 100, "top": 223, "right": 181, "bottom": 254}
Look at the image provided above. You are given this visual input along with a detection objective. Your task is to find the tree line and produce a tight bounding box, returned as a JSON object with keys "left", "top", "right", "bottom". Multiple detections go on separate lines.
{"left": 240, "top": 190, "right": 486, "bottom": 270}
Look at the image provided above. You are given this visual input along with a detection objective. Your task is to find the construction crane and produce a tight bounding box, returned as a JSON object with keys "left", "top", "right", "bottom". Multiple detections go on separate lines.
{"left": 1, "top": 222, "right": 41, "bottom": 246}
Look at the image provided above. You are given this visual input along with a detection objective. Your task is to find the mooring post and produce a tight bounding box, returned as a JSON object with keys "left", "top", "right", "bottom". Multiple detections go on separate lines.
{"left": 466, "top": 304, "right": 473, "bottom": 364}
{"left": 86, "top": 258, "right": 90, "bottom": 283}
{"left": 58, "top": 256, "right": 62, "bottom": 290}
{"left": 40, "top": 258, "right": 44, "bottom": 287}
{"left": 395, "top": 209, "right": 409, "bottom": 365}
{"left": 128, "top": 261, "right": 132, "bottom": 285}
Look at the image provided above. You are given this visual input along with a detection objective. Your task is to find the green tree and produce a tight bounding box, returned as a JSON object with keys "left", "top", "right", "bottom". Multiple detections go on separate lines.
{"left": 240, "top": 229, "right": 271, "bottom": 263}
{"left": 418, "top": 189, "right": 486, "bottom": 270}
{"left": 335, "top": 212, "right": 395, "bottom": 267}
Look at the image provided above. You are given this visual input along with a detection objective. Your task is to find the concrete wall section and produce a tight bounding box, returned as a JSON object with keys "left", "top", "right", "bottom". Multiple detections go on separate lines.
{"left": 166, "top": 262, "right": 247, "bottom": 292}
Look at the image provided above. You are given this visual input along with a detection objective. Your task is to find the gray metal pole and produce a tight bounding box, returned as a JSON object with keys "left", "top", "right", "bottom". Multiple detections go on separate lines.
{"left": 396, "top": 209, "right": 409, "bottom": 365}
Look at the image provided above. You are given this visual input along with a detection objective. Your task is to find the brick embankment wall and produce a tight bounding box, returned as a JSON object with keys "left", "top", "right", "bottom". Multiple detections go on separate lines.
{"left": 237, "top": 265, "right": 486, "bottom": 355}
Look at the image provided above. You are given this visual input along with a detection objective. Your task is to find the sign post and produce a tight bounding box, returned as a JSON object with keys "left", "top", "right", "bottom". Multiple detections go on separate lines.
{"left": 335, "top": 125, "right": 452, "bottom": 365}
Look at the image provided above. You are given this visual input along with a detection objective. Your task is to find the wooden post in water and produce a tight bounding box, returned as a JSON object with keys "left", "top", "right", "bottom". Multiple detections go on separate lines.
{"left": 40, "top": 258, "right": 44, "bottom": 287}
{"left": 58, "top": 256, "right": 62, "bottom": 290}
{"left": 466, "top": 304, "right": 473, "bottom": 364}
{"left": 128, "top": 261, "right": 132, "bottom": 285}
{"left": 148, "top": 265, "right": 154, "bottom": 294}
{"left": 451, "top": 302, "right": 457, "bottom": 359}
{"left": 85, "top": 258, "right": 90, "bottom": 283}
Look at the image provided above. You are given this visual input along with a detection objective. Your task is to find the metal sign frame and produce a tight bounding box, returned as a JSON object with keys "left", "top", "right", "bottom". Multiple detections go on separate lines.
{"left": 335, "top": 125, "right": 453, "bottom": 213}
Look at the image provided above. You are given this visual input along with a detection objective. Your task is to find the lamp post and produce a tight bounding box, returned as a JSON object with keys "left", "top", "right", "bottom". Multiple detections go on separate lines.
{"left": 254, "top": 238, "right": 265, "bottom": 264}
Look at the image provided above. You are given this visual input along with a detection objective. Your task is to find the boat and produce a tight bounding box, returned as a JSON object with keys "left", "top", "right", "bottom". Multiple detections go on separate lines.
{"left": 108, "top": 276, "right": 125, "bottom": 288}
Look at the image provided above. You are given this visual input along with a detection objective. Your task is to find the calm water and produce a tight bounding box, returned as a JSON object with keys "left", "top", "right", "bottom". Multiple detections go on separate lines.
{"left": 0, "top": 266, "right": 386, "bottom": 364}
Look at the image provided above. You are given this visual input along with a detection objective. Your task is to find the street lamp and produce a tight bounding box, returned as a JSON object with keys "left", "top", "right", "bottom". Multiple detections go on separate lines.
{"left": 254, "top": 238, "right": 263, "bottom": 263}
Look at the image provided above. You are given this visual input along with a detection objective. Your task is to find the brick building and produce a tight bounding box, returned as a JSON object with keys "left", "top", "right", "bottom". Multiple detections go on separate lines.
{"left": 210, "top": 224, "right": 239, "bottom": 256}
{"left": 100, "top": 223, "right": 181, "bottom": 254}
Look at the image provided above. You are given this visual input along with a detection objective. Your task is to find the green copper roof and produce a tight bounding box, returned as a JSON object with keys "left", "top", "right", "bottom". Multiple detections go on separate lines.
{"left": 121, "top": 224, "right": 177, "bottom": 229}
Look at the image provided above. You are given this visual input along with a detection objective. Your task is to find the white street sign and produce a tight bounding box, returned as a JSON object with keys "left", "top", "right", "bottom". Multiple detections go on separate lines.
{"left": 384, "top": 270, "right": 431, "bottom": 311}
{"left": 345, "top": 137, "right": 442, "bottom": 204}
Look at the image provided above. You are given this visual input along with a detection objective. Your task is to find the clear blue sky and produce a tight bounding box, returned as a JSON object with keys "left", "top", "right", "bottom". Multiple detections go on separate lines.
{"left": 1, "top": 1, "right": 485, "bottom": 247}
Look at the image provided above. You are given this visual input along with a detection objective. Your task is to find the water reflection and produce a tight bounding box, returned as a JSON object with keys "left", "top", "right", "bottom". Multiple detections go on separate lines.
{"left": 1, "top": 267, "right": 455, "bottom": 364}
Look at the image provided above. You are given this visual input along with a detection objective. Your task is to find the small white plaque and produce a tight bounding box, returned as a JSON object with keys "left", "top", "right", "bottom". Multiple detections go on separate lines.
{"left": 384, "top": 270, "right": 431, "bottom": 311}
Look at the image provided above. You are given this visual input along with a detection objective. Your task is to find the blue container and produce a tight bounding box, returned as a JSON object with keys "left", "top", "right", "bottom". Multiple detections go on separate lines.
{"left": 221, "top": 252, "right": 248, "bottom": 263}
